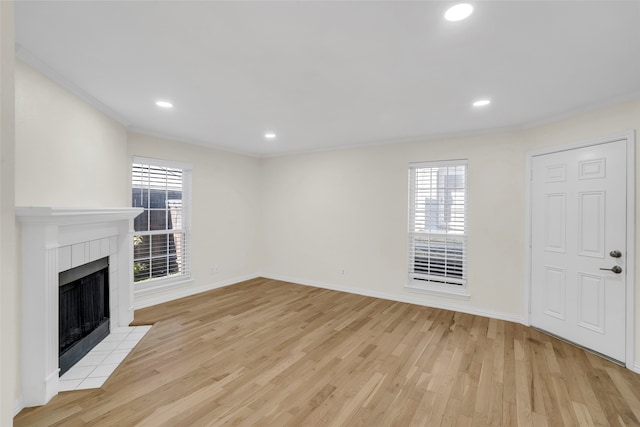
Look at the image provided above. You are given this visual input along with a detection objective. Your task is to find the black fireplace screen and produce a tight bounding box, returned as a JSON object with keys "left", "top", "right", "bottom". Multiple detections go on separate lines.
{"left": 59, "top": 257, "right": 110, "bottom": 373}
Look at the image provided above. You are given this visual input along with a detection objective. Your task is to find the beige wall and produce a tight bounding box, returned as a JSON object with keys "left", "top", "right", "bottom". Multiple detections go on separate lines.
{"left": 15, "top": 60, "right": 129, "bottom": 207}
{"left": 1, "top": 1, "right": 16, "bottom": 425}
{"left": 523, "top": 98, "right": 640, "bottom": 367}
{"left": 12, "top": 59, "right": 130, "bottom": 418}
{"left": 260, "top": 131, "right": 526, "bottom": 321}
{"left": 8, "top": 46, "right": 640, "bottom": 417}
{"left": 128, "top": 133, "right": 261, "bottom": 307}
{"left": 11, "top": 62, "right": 263, "bottom": 411}
{"left": 260, "top": 98, "right": 640, "bottom": 365}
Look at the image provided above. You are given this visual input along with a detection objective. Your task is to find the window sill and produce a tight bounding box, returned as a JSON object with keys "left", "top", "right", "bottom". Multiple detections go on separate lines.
{"left": 133, "top": 275, "right": 193, "bottom": 296}
{"left": 405, "top": 282, "right": 471, "bottom": 300}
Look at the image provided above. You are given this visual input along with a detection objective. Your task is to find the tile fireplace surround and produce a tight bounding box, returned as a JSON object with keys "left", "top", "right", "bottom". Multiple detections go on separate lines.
{"left": 17, "top": 207, "right": 142, "bottom": 407}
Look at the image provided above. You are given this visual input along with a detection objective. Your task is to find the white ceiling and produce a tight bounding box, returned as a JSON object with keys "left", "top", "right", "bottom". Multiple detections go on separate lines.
{"left": 14, "top": 1, "right": 640, "bottom": 156}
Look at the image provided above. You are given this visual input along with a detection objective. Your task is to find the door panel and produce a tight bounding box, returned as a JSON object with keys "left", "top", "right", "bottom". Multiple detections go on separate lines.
{"left": 578, "top": 191, "right": 604, "bottom": 257}
{"left": 543, "top": 266, "right": 565, "bottom": 319}
{"left": 576, "top": 272, "right": 605, "bottom": 333}
{"left": 544, "top": 193, "right": 566, "bottom": 252}
{"left": 531, "top": 139, "right": 626, "bottom": 362}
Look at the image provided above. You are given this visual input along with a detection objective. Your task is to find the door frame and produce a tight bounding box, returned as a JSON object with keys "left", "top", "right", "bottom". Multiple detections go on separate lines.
{"left": 524, "top": 130, "right": 636, "bottom": 369}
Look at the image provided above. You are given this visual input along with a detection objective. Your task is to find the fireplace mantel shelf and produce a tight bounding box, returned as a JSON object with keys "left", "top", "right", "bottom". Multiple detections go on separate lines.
{"left": 17, "top": 207, "right": 143, "bottom": 225}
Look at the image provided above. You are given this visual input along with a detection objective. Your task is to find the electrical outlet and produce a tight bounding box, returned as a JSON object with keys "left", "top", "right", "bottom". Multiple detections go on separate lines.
{"left": 209, "top": 265, "right": 220, "bottom": 275}
{"left": 340, "top": 268, "right": 346, "bottom": 276}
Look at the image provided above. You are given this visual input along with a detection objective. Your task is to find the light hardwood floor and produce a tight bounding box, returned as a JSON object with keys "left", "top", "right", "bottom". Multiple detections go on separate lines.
{"left": 15, "top": 278, "right": 640, "bottom": 426}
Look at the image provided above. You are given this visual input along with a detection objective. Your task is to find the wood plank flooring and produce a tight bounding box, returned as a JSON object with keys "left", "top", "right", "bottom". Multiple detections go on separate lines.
{"left": 15, "top": 277, "right": 640, "bottom": 426}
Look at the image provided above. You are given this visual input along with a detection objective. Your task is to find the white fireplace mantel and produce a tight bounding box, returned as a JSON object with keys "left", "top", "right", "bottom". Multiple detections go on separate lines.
{"left": 17, "top": 206, "right": 144, "bottom": 225}
{"left": 17, "top": 206, "right": 142, "bottom": 407}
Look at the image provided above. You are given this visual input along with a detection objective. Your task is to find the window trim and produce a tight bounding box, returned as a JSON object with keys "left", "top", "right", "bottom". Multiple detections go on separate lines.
{"left": 406, "top": 159, "right": 470, "bottom": 299}
{"left": 131, "top": 156, "right": 193, "bottom": 291}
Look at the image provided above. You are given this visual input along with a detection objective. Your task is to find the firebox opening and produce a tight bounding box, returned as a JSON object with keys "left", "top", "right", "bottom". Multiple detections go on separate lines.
{"left": 59, "top": 256, "right": 110, "bottom": 376}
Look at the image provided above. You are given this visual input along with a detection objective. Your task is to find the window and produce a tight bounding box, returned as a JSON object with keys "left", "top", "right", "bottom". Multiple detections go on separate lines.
{"left": 408, "top": 160, "right": 468, "bottom": 297}
{"left": 132, "top": 157, "right": 191, "bottom": 286}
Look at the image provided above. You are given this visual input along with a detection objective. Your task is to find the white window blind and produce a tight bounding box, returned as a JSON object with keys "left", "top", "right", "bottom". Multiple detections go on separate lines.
{"left": 408, "top": 161, "right": 467, "bottom": 287}
{"left": 132, "top": 159, "right": 191, "bottom": 285}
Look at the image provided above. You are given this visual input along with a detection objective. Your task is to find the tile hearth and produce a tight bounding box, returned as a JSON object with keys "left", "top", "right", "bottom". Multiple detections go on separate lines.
{"left": 59, "top": 325, "right": 151, "bottom": 391}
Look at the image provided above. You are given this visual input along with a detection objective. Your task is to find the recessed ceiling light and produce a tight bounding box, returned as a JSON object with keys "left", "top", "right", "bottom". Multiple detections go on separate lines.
{"left": 264, "top": 132, "right": 277, "bottom": 140}
{"left": 473, "top": 99, "right": 491, "bottom": 107}
{"left": 155, "top": 100, "right": 173, "bottom": 108}
{"left": 444, "top": 3, "right": 474, "bottom": 22}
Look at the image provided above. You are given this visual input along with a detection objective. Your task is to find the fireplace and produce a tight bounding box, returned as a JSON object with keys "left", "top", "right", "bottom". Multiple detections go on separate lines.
{"left": 58, "top": 257, "right": 110, "bottom": 375}
{"left": 17, "top": 207, "right": 142, "bottom": 407}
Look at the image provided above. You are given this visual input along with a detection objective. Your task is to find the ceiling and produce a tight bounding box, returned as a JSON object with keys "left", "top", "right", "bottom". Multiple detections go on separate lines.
{"left": 14, "top": 1, "right": 640, "bottom": 156}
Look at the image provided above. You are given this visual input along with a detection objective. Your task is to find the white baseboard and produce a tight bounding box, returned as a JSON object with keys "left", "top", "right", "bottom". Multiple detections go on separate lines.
{"left": 14, "top": 397, "right": 24, "bottom": 416}
{"left": 133, "top": 273, "right": 260, "bottom": 310}
{"left": 133, "top": 272, "right": 525, "bottom": 324}
{"left": 118, "top": 273, "right": 640, "bottom": 374}
{"left": 259, "top": 273, "right": 527, "bottom": 325}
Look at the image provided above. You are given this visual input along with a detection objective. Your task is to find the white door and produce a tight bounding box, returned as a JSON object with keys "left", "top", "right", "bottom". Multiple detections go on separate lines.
{"left": 531, "top": 139, "right": 627, "bottom": 362}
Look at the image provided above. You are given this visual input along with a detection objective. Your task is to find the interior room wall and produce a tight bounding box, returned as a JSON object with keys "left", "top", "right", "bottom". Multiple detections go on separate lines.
{"left": 127, "top": 133, "right": 261, "bottom": 307}
{"left": 259, "top": 131, "right": 526, "bottom": 322}
{"left": 259, "top": 98, "right": 640, "bottom": 368}
{"left": 1, "top": 1, "right": 17, "bottom": 424}
{"left": 9, "top": 40, "right": 640, "bottom": 420}
{"left": 11, "top": 61, "right": 262, "bottom": 414}
{"left": 14, "top": 60, "right": 129, "bottom": 207}
{"left": 522, "top": 98, "right": 640, "bottom": 369}
{"left": 13, "top": 59, "right": 130, "bottom": 416}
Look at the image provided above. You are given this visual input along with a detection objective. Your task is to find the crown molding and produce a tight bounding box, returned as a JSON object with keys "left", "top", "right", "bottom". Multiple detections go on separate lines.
{"left": 15, "top": 44, "right": 130, "bottom": 127}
